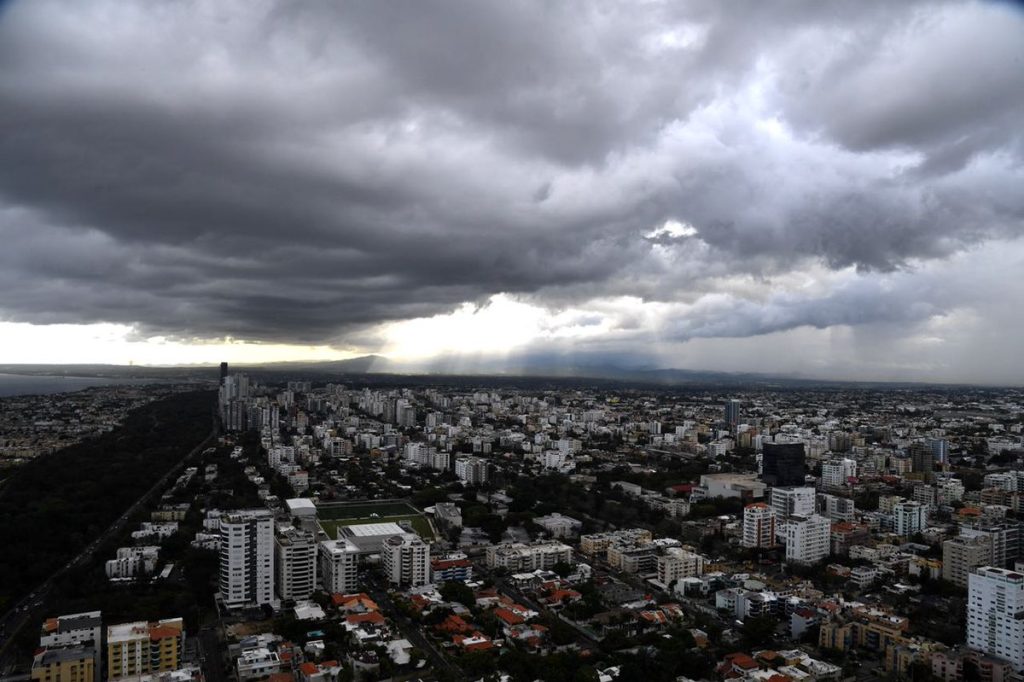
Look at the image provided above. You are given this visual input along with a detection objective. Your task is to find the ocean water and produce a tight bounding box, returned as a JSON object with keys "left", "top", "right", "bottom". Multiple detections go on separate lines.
{"left": 0, "top": 373, "right": 151, "bottom": 398}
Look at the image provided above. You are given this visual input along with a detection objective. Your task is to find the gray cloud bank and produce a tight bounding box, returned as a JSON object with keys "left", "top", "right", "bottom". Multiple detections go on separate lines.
{"left": 0, "top": 0, "right": 1023, "bottom": 361}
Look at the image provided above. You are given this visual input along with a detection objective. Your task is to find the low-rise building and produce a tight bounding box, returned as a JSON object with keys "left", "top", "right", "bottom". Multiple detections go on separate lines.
{"left": 657, "top": 547, "right": 705, "bottom": 587}
{"left": 486, "top": 541, "right": 573, "bottom": 572}
{"left": 31, "top": 647, "right": 96, "bottom": 682}
{"left": 534, "top": 513, "right": 583, "bottom": 539}
{"left": 580, "top": 529, "right": 652, "bottom": 557}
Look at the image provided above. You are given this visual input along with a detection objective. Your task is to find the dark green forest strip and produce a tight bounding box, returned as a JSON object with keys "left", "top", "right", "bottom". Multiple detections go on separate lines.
{"left": 0, "top": 390, "right": 214, "bottom": 607}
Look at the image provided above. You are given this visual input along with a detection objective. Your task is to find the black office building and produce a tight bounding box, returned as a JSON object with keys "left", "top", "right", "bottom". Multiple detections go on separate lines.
{"left": 761, "top": 443, "right": 806, "bottom": 487}
{"left": 220, "top": 361, "right": 228, "bottom": 384}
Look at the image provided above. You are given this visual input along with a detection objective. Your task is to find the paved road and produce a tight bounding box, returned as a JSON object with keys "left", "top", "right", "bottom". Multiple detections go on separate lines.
{"left": 0, "top": 422, "right": 218, "bottom": 669}
{"left": 198, "top": 627, "right": 228, "bottom": 682}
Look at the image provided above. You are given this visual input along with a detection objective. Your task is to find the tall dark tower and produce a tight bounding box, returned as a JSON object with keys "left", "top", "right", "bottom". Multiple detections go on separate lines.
{"left": 220, "top": 362, "right": 228, "bottom": 385}
{"left": 724, "top": 399, "right": 741, "bottom": 429}
{"left": 761, "top": 443, "right": 806, "bottom": 487}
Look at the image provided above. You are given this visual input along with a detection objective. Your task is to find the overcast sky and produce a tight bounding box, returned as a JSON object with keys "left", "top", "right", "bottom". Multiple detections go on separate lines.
{"left": 1, "top": 0, "right": 1023, "bottom": 383}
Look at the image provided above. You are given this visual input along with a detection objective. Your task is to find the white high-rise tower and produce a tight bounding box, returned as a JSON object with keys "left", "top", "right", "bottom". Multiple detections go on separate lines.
{"left": 967, "top": 566, "right": 1024, "bottom": 670}
{"left": 219, "top": 509, "right": 275, "bottom": 607}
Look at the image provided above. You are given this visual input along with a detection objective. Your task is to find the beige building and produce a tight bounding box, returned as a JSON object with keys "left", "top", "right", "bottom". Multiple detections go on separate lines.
{"left": 31, "top": 647, "right": 95, "bottom": 682}
{"left": 107, "top": 618, "right": 183, "bottom": 680}
{"left": 942, "top": 535, "right": 992, "bottom": 587}
{"left": 657, "top": 547, "right": 705, "bottom": 585}
{"left": 579, "top": 529, "right": 652, "bottom": 557}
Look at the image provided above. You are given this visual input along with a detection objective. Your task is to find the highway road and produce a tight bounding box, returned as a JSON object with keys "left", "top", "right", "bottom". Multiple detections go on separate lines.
{"left": 0, "top": 423, "right": 218, "bottom": 672}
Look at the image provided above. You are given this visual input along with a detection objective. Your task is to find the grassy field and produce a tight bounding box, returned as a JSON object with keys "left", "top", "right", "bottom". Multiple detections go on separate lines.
{"left": 316, "top": 500, "right": 420, "bottom": 520}
{"left": 318, "top": 514, "right": 435, "bottom": 540}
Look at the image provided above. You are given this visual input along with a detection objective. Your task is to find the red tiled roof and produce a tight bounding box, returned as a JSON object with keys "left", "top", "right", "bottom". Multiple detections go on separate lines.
{"left": 493, "top": 608, "right": 525, "bottom": 626}
{"left": 431, "top": 558, "right": 472, "bottom": 569}
{"left": 723, "top": 653, "right": 759, "bottom": 670}
{"left": 453, "top": 632, "right": 494, "bottom": 652}
{"left": 437, "top": 614, "right": 472, "bottom": 634}
{"left": 345, "top": 611, "right": 385, "bottom": 626}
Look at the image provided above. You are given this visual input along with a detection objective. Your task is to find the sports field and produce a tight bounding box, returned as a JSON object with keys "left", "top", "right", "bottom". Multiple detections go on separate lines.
{"left": 316, "top": 500, "right": 435, "bottom": 540}
{"left": 316, "top": 500, "right": 420, "bottom": 519}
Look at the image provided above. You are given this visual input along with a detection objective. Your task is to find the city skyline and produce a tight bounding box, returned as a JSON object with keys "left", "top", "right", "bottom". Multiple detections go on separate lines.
{"left": 1, "top": 1, "right": 1023, "bottom": 384}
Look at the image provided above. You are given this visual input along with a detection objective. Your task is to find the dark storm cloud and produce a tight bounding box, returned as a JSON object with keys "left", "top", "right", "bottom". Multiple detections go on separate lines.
{"left": 0, "top": 0, "right": 1022, "bottom": 346}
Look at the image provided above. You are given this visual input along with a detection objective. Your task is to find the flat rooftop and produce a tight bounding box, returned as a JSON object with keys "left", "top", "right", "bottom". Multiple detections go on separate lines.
{"left": 341, "top": 522, "right": 405, "bottom": 537}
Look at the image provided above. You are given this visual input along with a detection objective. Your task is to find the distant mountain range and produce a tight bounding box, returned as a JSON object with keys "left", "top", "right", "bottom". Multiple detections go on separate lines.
{"left": 0, "top": 355, "right": 981, "bottom": 389}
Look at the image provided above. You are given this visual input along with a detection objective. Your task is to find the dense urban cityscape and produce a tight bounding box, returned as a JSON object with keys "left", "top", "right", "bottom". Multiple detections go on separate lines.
{"left": 1, "top": 368, "right": 1023, "bottom": 682}
{"left": 2, "top": 1, "right": 1023, "bottom": 681}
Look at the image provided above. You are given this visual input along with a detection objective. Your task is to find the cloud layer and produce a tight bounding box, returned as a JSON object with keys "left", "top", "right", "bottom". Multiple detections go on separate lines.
{"left": 0, "top": 0, "right": 1023, "bottom": 379}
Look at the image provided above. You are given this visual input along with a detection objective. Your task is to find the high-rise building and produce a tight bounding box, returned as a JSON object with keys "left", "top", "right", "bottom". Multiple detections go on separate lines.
{"left": 894, "top": 501, "right": 926, "bottom": 537}
{"left": 275, "top": 526, "right": 317, "bottom": 601}
{"left": 106, "top": 618, "right": 183, "bottom": 680}
{"left": 724, "top": 399, "right": 741, "bottom": 429}
{"left": 944, "top": 535, "right": 994, "bottom": 588}
{"left": 761, "top": 443, "right": 806, "bottom": 487}
{"left": 742, "top": 503, "right": 777, "bottom": 548}
{"left": 967, "top": 566, "right": 1024, "bottom": 671}
{"left": 781, "top": 515, "right": 831, "bottom": 565}
{"left": 219, "top": 362, "right": 228, "bottom": 384}
{"left": 962, "top": 524, "right": 1023, "bottom": 568}
{"left": 319, "top": 539, "right": 360, "bottom": 594}
{"left": 770, "top": 487, "right": 816, "bottom": 519}
{"left": 381, "top": 533, "right": 430, "bottom": 587}
{"left": 910, "top": 442, "right": 935, "bottom": 482}
{"left": 930, "top": 438, "right": 949, "bottom": 464}
{"left": 219, "top": 509, "right": 275, "bottom": 608}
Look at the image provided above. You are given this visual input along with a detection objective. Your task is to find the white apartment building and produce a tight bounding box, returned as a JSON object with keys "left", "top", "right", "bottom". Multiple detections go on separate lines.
{"left": 770, "top": 487, "right": 816, "bottom": 518}
{"left": 657, "top": 547, "right": 705, "bottom": 585}
{"left": 236, "top": 648, "right": 282, "bottom": 681}
{"left": 454, "top": 457, "right": 489, "bottom": 485}
{"left": 485, "top": 541, "right": 573, "bottom": 572}
{"left": 542, "top": 450, "right": 575, "bottom": 472}
{"left": 219, "top": 509, "right": 275, "bottom": 608}
{"left": 381, "top": 533, "right": 430, "bottom": 587}
{"left": 274, "top": 527, "right": 317, "bottom": 601}
{"left": 782, "top": 515, "right": 831, "bottom": 565}
{"left": 533, "top": 513, "right": 583, "bottom": 539}
{"left": 319, "top": 539, "right": 360, "bottom": 594}
{"left": 936, "top": 478, "right": 965, "bottom": 504}
{"left": 821, "top": 459, "right": 857, "bottom": 487}
{"left": 967, "top": 566, "right": 1024, "bottom": 670}
{"left": 894, "top": 501, "right": 926, "bottom": 537}
{"left": 39, "top": 611, "right": 102, "bottom": 649}
{"left": 742, "top": 503, "right": 777, "bottom": 548}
